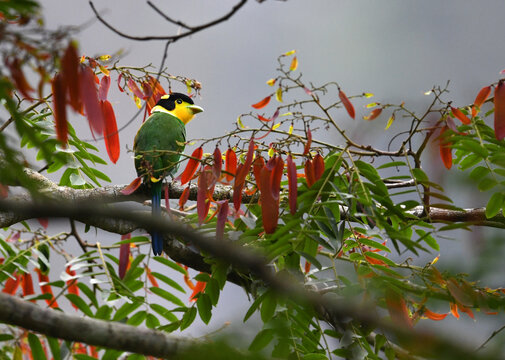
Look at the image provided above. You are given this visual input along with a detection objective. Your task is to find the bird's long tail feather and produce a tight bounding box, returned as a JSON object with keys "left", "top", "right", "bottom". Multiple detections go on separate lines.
{"left": 151, "top": 181, "right": 163, "bottom": 255}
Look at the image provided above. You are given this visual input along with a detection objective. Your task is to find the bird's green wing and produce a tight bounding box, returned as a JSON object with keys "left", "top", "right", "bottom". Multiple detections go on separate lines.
{"left": 133, "top": 112, "right": 186, "bottom": 181}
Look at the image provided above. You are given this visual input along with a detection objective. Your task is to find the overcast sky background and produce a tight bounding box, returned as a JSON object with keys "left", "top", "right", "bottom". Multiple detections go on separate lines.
{"left": 36, "top": 0, "right": 505, "bottom": 348}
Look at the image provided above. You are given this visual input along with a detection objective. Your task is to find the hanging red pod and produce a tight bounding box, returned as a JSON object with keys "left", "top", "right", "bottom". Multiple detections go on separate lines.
{"left": 494, "top": 81, "right": 505, "bottom": 140}
{"left": 304, "top": 159, "right": 316, "bottom": 188}
{"left": 313, "top": 153, "right": 325, "bottom": 181}
{"left": 287, "top": 154, "right": 297, "bottom": 215}
{"left": 225, "top": 148, "right": 237, "bottom": 182}
{"left": 180, "top": 147, "right": 203, "bottom": 185}
{"left": 339, "top": 89, "right": 355, "bottom": 119}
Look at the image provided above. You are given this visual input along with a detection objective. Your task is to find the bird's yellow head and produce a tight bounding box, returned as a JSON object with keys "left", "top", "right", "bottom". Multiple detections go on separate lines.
{"left": 151, "top": 93, "right": 204, "bottom": 125}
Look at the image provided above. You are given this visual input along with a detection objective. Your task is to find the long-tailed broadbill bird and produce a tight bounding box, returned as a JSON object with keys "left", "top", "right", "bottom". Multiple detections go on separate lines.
{"left": 134, "top": 93, "right": 203, "bottom": 255}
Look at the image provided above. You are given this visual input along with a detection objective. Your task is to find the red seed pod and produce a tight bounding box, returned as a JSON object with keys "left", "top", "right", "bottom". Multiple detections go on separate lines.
{"left": 494, "top": 81, "right": 505, "bottom": 140}
{"left": 52, "top": 73, "right": 68, "bottom": 145}
{"left": 313, "top": 153, "right": 325, "bottom": 181}
{"left": 180, "top": 147, "right": 203, "bottom": 185}
{"left": 213, "top": 147, "right": 222, "bottom": 180}
{"left": 439, "top": 126, "right": 452, "bottom": 169}
{"left": 253, "top": 155, "right": 265, "bottom": 191}
{"left": 270, "top": 156, "right": 284, "bottom": 201}
{"left": 225, "top": 148, "right": 237, "bottom": 182}
{"left": 101, "top": 100, "right": 120, "bottom": 163}
{"left": 451, "top": 106, "right": 471, "bottom": 125}
{"left": 303, "top": 127, "right": 312, "bottom": 155}
{"left": 339, "top": 89, "right": 355, "bottom": 119}
{"left": 251, "top": 95, "right": 271, "bottom": 109}
{"left": 287, "top": 154, "right": 297, "bottom": 215}
{"left": 304, "top": 159, "right": 315, "bottom": 188}
{"left": 179, "top": 186, "right": 190, "bottom": 210}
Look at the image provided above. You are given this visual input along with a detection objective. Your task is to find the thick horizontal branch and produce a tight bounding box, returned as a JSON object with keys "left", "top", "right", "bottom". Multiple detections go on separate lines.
{"left": 0, "top": 292, "right": 189, "bottom": 358}
{"left": 0, "top": 200, "right": 497, "bottom": 360}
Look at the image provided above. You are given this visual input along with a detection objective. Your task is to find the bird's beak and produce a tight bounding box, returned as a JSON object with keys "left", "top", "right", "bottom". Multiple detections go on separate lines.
{"left": 187, "top": 105, "right": 204, "bottom": 114}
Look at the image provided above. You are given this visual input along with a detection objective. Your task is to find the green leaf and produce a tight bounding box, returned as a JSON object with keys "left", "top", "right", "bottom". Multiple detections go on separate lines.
{"left": 150, "top": 287, "right": 185, "bottom": 307}
{"left": 145, "top": 313, "right": 160, "bottom": 329}
{"left": 260, "top": 291, "right": 277, "bottom": 322}
{"left": 304, "top": 354, "right": 328, "bottom": 360}
{"left": 205, "top": 278, "right": 220, "bottom": 306}
{"left": 153, "top": 256, "right": 187, "bottom": 275}
{"left": 27, "top": 333, "right": 47, "bottom": 360}
{"left": 150, "top": 304, "right": 178, "bottom": 323}
{"left": 248, "top": 329, "right": 274, "bottom": 352}
{"left": 127, "top": 311, "right": 147, "bottom": 326}
{"left": 77, "top": 283, "right": 99, "bottom": 308}
{"left": 150, "top": 272, "right": 185, "bottom": 293}
{"left": 180, "top": 307, "right": 197, "bottom": 331}
{"left": 244, "top": 292, "right": 266, "bottom": 322}
{"left": 65, "top": 294, "right": 93, "bottom": 317}
{"left": 112, "top": 301, "right": 142, "bottom": 321}
{"left": 469, "top": 166, "right": 490, "bottom": 181}
{"left": 411, "top": 168, "right": 429, "bottom": 183}
{"left": 486, "top": 192, "right": 504, "bottom": 218}
{"left": 197, "top": 293, "right": 212, "bottom": 324}
{"left": 358, "top": 237, "right": 390, "bottom": 253}
{"left": 0, "top": 334, "right": 14, "bottom": 341}
{"left": 478, "top": 177, "right": 498, "bottom": 192}
{"left": 46, "top": 336, "right": 61, "bottom": 360}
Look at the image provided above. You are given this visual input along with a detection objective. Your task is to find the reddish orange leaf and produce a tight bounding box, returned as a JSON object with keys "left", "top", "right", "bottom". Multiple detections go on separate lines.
{"left": 439, "top": 126, "right": 452, "bottom": 169}
{"left": 287, "top": 154, "right": 297, "bottom": 215}
{"left": 304, "top": 159, "right": 315, "bottom": 188}
{"left": 213, "top": 147, "right": 222, "bottom": 180}
{"left": 7, "top": 58, "right": 34, "bottom": 100}
{"left": 145, "top": 76, "right": 166, "bottom": 115}
{"left": 38, "top": 218, "right": 49, "bottom": 229}
{"left": 259, "top": 165, "right": 279, "bottom": 234}
{"left": 270, "top": 156, "right": 284, "bottom": 201}
{"left": 117, "top": 73, "right": 124, "bottom": 92}
{"left": 251, "top": 95, "right": 271, "bottom": 109}
{"left": 365, "top": 108, "right": 383, "bottom": 121}
{"left": 51, "top": 73, "right": 68, "bottom": 145}
{"left": 423, "top": 308, "right": 448, "bottom": 321}
{"left": 61, "top": 43, "right": 81, "bottom": 112}
{"left": 304, "top": 261, "right": 311, "bottom": 274}
{"left": 253, "top": 155, "right": 265, "bottom": 191}
{"left": 385, "top": 288, "right": 412, "bottom": 328}
{"left": 197, "top": 166, "right": 212, "bottom": 224}
{"left": 303, "top": 127, "right": 312, "bottom": 155}
{"left": 179, "top": 186, "right": 190, "bottom": 210}
{"left": 216, "top": 200, "right": 229, "bottom": 240}
{"left": 3, "top": 272, "right": 20, "bottom": 294}
{"left": 36, "top": 269, "right": 58, "bottom": 308}
{"left": 494, "top": 80, "right": 505, "bottom": 140}
{"left": 79, "top": 65, "right": 104, "bottom": 136}
{"left": 180, "top": 147, "right": 203, "bottom": 185}
{"left": 313, "top": 153, "right": 325, "bottom": 181}
{"left": 458, "top": 304, "right": 475, "bottom": 319}
{"left": 190, "top": 279, "right": 207, "bottom": 301}
{"left": 121, "top": 177, "right": 142, "bottom": 195}
{"left": 183, "top": 265, "right": 195, "bottom": 290}
{"left": 101, "top": 100, "right": 120, "bottom": 163}
{"left": 472, "top": 85, "right": 491, "bottom": 117}
{"left": 127, "top": 78, "right": 145, "bottom": 99}
{"left": 450, "top": 302, "right": 459, "bottom": 319}
{"left": 233, "top": 140, "right": 255, "bottom": 211}
{"left": 21, "top": 273, "right": 35, "bottom": 302}
{"left": 339, "top": 89, "right": 355, "bottom": 119}
{"left": 225, "top": 148, "right": 237, "bottom": 182}
{"left": 258, "top": 115, "right": 271, "bottom": 122}
{"left": 145, "top": 266, "right": 159, "bottom": 287}
{"left": 98, "top": 75, "right": 111, "bottom": 101}
{"left": 119, "top": 234, "right": 131, "bottom": 280}
{"left": 451, "top": 106, "right": 471, "bottom": 125}
{"left": 233, "top": 163, "right": 244, "bottom": 212}
{"left": 65, "top": 266, "right": 79, "bottom": 296}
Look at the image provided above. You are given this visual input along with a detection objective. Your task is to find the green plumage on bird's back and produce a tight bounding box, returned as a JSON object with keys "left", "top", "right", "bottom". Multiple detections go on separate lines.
{"left": 134, "top": 112, "right": 186, "bottom": 181}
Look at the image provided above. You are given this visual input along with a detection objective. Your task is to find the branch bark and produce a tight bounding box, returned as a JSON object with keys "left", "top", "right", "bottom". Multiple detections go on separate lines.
{"left": 0, "top": 292, "right": 189, "bottom": 358}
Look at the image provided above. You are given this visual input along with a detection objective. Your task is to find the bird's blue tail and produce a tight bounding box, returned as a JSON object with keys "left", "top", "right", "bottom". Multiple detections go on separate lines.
{"left": 151, "top": 182, "right": 163, "bottom": 255}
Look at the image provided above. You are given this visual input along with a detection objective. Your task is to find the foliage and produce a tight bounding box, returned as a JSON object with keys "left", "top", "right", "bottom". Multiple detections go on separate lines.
{"left": 1, "top": 1, "right": 505, "bottom": 360}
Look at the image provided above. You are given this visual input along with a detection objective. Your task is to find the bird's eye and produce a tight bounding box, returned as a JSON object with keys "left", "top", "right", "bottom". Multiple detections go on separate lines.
{"left": 176, "top": 99, "right": 183, "bottom": 104}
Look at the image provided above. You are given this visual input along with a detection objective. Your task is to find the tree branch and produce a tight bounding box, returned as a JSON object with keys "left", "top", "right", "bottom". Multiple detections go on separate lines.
{"left": 0, "top": 292, "right": 190, "bottom": 358}
{"left": 89, "top": 0, "right": 248, "bottom": 42}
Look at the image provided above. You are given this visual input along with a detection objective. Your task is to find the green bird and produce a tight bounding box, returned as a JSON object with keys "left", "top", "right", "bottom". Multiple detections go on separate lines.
{"left": 134, "top": 93, "right": 204, "bottom": 255}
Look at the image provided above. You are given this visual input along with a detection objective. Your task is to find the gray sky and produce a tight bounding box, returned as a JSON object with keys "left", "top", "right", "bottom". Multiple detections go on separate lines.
{"left": 37, "top": 0, "right": 505, "bottom": 344}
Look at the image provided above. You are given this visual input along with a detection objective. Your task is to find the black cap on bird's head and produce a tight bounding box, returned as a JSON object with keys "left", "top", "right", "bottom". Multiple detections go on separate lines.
{"left": 153, "top": 92, "right": 204, "bottom": 124}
